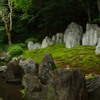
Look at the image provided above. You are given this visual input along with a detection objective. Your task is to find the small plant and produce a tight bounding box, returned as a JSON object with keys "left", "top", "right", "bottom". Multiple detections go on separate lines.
{"left": 20, "top": 89, "right": 26, "bottom": 98}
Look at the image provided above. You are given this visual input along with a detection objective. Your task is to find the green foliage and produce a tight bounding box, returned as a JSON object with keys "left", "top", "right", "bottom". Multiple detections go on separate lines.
{"left": 20, "top": 89, "right": 26, "bottom": 98}
{"left": 7, "top": 44, "right": 24, "bottom": 60}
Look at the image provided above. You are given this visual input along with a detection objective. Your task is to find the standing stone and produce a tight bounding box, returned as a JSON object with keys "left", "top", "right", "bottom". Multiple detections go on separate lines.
{"left": 64, "top": 22, "right": 83, "bottom": 48}
{"left": 52, "top": 35, "right": 56, "bottom": 43}
{"left": 41, "top": 36, "right": 54, "bottom": 48}
{"left": 56, "top": 33, "right": 63, "bottom": 43}
{"left": 22, "top": 58, "right": 39, "bottom": 76}
{"left": 39, "top": 53, "right": 56, "bottom": 85}
{"left": 28, "top": 41, "right": 34, "bottom": 50}
{"left": 95, "top": 38, "right": 100, "bottom": 54}
{"left": 82, "top": 23, "right": 99, "bottom": 46}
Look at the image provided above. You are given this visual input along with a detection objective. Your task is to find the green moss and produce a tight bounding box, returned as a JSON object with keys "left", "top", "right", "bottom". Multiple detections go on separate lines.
{"left": 22, "top": 43, "right": 100, "bottom": 73}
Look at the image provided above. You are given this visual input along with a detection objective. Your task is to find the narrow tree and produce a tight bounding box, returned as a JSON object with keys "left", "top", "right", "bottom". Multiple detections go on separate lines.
{"left": 0, "top": 0, "right": 12, "bottom": 45}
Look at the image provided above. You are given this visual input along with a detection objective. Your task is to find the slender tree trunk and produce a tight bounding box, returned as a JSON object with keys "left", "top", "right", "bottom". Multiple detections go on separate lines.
{"left": 0, "top": 1, "right": 12, "bottom": 45}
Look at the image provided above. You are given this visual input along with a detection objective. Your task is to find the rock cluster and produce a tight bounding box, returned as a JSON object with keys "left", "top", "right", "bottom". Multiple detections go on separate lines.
{"left": 27, "top": 22, "right": 100, "bottom": 50}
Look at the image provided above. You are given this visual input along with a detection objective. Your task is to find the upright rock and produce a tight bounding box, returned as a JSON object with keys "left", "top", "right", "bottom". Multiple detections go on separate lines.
{"left": 52, "top": 35, "right": 56, "bottom": 43}
{"left": 56, "top": 33, "right": 63, "bottom": 43}
{"left": 82, "top": 23, "right": 100, "bottom": 46}
{"left": 64, "top": 22, "right": 83, "bottom": 48}
{"left": 39, "top": 53, "right": 56, "bottom": 84}
{"left": 41, "top": 36, "right": 54, "bottom": 48}
{"left": 28, "top": 41, "right": 34, "bottom": 50}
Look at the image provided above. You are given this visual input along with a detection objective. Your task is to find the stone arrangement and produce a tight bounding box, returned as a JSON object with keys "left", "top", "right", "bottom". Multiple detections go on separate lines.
{"left": 28, "top": 22, "right": 100, "bottom": 52}
{"left": 1, "top": 52, "right": 100, "bottom": 100}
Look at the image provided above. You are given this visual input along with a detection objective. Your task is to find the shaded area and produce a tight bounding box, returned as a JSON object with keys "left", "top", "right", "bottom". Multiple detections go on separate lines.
{"left": 0, "top": 72, "right": 26, "bottom": 100}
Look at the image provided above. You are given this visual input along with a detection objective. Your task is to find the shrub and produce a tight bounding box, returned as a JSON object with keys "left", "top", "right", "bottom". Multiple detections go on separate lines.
{"left": 7, "top": 45, "right": 23, "bottom": 60}
{"left": 25, "top": 38, "right": 38, "bottom": 45}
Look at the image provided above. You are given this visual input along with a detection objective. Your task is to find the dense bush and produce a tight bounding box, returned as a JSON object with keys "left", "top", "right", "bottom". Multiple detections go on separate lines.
{"left": 7, "top": 44, "right": 24, "bottom": 60}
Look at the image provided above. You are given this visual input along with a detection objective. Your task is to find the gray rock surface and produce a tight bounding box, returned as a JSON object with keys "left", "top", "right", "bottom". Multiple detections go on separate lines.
{"left": 53, "top": 68, "right": 88, "bottom": 100}
{"left": 5, "top": 60, "right": 23, "bottom": 82}
{"left": 95, "top": 38, "right": 100, "bottom": 54}
{"left": 86, "top": 75, "right": 100, "bottom": 100}
{"left": 64, "top": 22, "right": 83, "bottom": 48}
{"left": 23, "top": 74, "right": 42, "bottom": 100}
{"left": 0, "top": 66, "right": 7, "bottom": 72}
{"left": 28, "top": 41, "right": 34, "bottom": 50}
{"left": 82, "top": 23, "right": 99, "bottom": 46}
{"left": 56, "top": 33, "right": 63, "bottom": 43}
{"left": 41, "top": 36, "right": 54, "bottom": 48}
{"left": 22, "top": 58, "right": 39, "bottom": 76}
{"left": 39, "top": 53, "right": 56, "bottom": 85}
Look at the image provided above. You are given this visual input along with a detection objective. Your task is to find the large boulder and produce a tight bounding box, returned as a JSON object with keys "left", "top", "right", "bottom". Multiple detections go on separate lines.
{"left": 95, "top": 38, "right": 100, "bottom": 54}
{"left": 41, "top": 36, "right": 54, "bottom": 48}
{"left": 23, "top": 74, "right": 42, "bottom": 100}
{"left": 5, "top": 60, "right": 23, "bottom": 82}
{"left": 52, "top": 35, "right": 56, "bottom": 43}
{"left": 22, "top": 58, "right": 39, "bottom": 76}
{"left": 86, "top": 75, "right": 100, "bottom": 100}
{"left": 64, "top": 22, "right": 83, "bottom": 48}
{"left": 53, "top": 68, "right": 88, "bottom": 100}
{"left": 39, "top": 53, "right": 56, "bottom": 85}
{"left": 82, "top": 23, "right": 100, "bottom": 46}
{"left": 23, "top": 68, "right": 88, "bottom": 100}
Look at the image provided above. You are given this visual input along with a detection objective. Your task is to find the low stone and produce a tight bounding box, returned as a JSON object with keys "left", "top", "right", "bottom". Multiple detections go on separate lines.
{"left": 22, "top": 58, "right": 39, "bottom": 76}
{"left": 32, "top": 43, "right": 41, "bottom": 50}
{"left": 0, "top": 66, "right": 7, "bottom": 72}
{"left": 41, "top": 36, "right": 54, "bottom": 48}
{"left": 5, "top": 60, "right": 23, "bottom": 82}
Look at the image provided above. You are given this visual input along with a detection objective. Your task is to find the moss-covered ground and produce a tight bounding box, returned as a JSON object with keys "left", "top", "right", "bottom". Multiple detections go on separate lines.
{"left": 22, "top": 43, "right": 100, "bottom": 74}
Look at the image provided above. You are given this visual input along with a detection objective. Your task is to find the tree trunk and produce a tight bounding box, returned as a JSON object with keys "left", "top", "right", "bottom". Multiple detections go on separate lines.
{"left": 7, "top": 31, "right": 12, "bottom": 45}
{"left": 0, "top": 1, "right": 13, "bottom": 45}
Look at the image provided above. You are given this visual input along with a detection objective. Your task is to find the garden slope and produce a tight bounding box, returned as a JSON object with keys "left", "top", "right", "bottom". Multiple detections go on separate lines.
{"left": 22, "top": 43, "right": 100, "bottom": 74}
